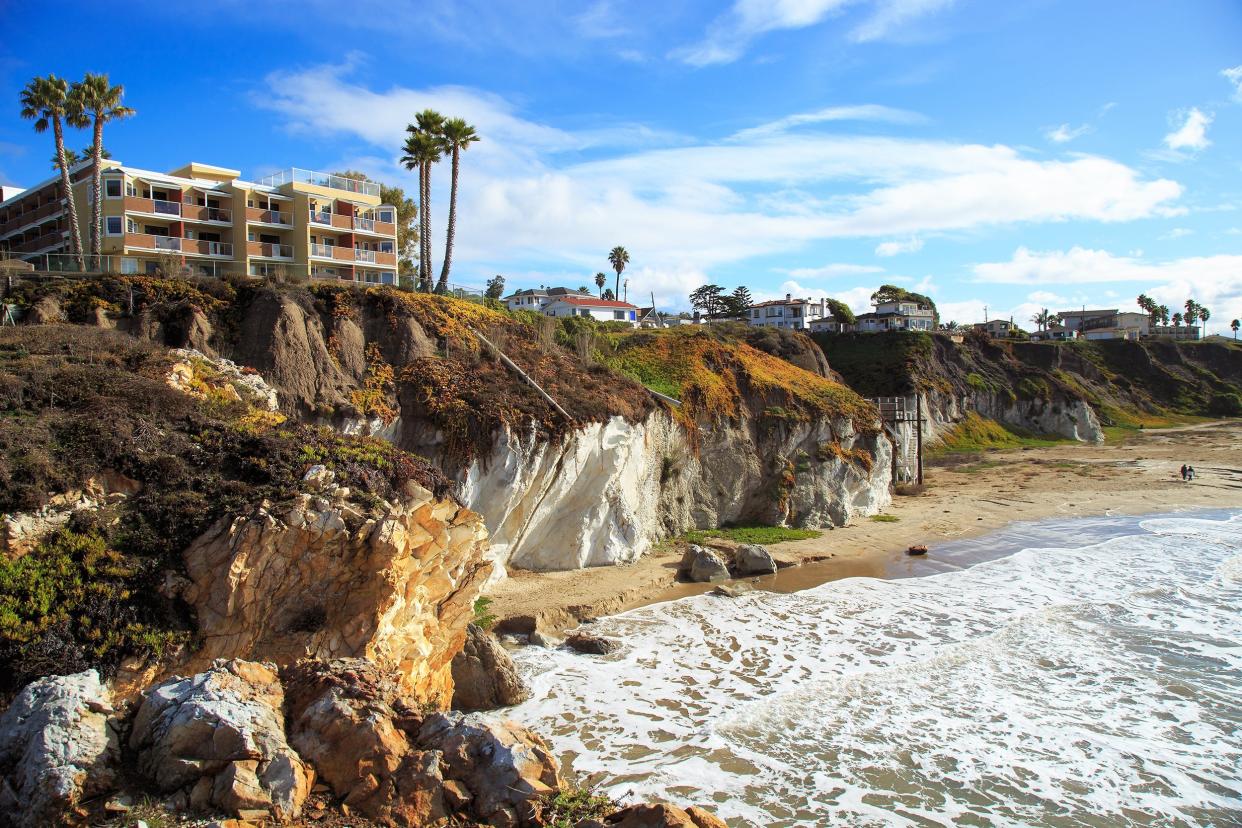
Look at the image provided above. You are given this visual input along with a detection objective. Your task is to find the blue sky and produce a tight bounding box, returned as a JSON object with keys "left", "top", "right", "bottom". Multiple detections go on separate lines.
{"left": 2, "top": 0, "right": 1241, "bottom": 327}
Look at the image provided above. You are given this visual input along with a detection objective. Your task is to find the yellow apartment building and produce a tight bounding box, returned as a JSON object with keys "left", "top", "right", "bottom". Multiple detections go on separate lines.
{"left": 0, "top": 160, "right": 401, "bottom": 284}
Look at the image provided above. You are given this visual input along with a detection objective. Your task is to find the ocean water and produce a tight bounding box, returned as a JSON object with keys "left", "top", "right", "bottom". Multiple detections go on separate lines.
{"left": 506, "top": 511, "right": 1242, "bottom": 827}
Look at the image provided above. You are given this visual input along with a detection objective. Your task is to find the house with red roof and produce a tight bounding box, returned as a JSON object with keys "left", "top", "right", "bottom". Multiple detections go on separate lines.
{"left": 542, "top": 295, "right": 640, "bottom": 326}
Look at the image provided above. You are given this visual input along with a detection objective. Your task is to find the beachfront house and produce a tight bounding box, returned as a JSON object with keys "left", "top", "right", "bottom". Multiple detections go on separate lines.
{"left": 853, "top": 299, "right": 935, "bottom": 333}
{"left": 1053, "top": 308, "right": 1191, "bottom": 341}
{"left": 542, "top": 295, "right": 639, "bottom": 326}
{"left": 972, "top": 319, "right": 1018, "bottom": 338}
{"left": 748, "top": 295, "right": 827, "bottom": 330}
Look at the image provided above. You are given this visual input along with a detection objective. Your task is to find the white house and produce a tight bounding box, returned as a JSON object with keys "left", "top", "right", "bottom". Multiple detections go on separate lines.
{"left": 542, "top": 296, "right": 639, "bottom": 325}
{"left": 808, "top": 317, "right": 852, "bottom": 333}
{"left": 502, "top": 286, "right": 594, "bottom": 312}
{"left": 1057, "top": 309, "right": 1157, "bottom": 341}
{"left": 972, "top": 319, "right": 1018, "bottom": 338}
{"left": 854, "top": 299, "right": 935, "bottom": 332}
{"left": 747, "top": 295, "right": 827, "bottom": 330}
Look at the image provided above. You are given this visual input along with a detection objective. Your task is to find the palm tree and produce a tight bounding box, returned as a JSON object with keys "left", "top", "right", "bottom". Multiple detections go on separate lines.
{"left": 1198, "top": 306, "right": 1210, "bottom": 337}
{"left": 400, "top": 116, "right": 444, "bottom": 291}
{"left": 594, "top": 272, "right": 607, "bottom": 298}
{"left": 1184, "top": 299, "right": 1198, "bottom": 322}
{"left": 1172, "top": 312, "right": 1183, "bottom": 327}
{"left": 435, "top": 118, "right": 479, "bottom": 293}
{"left": 20, "top": 75, "right": 85, "bottom": 269}
{"left": 68, "top": 74, "right": 134, "bottom": 261}
{"left": 1030, "top": 308, "right": 1052, "bottom": 331}
{"left": 608, "top": 246, "right": 629, "bottom": 299}
{"left": 1158, "top": 305, "right": 1170, "bottom": 325}
{"left": 1230, "top": 319, "right": 1239, "bottom": 339}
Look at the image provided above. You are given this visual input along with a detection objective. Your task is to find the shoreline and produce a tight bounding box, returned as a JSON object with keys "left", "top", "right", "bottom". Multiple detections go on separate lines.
{"left": 488, "top": 419, "right": 1242, "bottom": 635}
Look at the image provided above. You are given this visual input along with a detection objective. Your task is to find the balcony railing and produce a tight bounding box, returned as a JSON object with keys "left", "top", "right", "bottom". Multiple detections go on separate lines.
{"left": 353, "top": 216, "right": 376, "bottom": 232}
{"left": 181, "top": 203, "right": 232, "bottom": 223}
{"left": 153, "top": 236, "right": 181, "bottom": 251}
{"left": 246, "top": 208, "right": 291, "bottom": 225}
{"left": 354, "top": 248, "right": 377, "bottom": 263}
{"left": 126, "top": 234, "right": 233, "bottom": 257}
{"left": 248, "top": 242, "right": 293, "bottom": 259}
{"left": 309, "top": 210, "right": 333, "bottom": 225}
{"left": 152, "top": 199, "right": 181, "bottom": 216}
{"left": 259, "top": 168, "right": 380, "bottom": 197}
{"left": 310, "top": 242, "right": 335, "bottom": 258}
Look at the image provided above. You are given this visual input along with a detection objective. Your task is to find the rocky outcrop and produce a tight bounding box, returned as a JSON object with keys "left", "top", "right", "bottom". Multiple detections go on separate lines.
{"left": 419, "top": 712, "right": 562, "bottom": 827}
{"left": 0, "top": 670, "right": 120, "bottom": 828}
{"left": 1, "top": 470, "right": 141, "bottom": 560}
{"left": 450, "top": 625, "right": 531, "bottom": 711}
{"left": 565, "top": 632, "right": 620, "bottom": 655}
{"left": 167, "top": 348, "right": 281, "bottom": 411}
{"left": 461, "top": 410, "right": 890, "bottom": 573}
{"left": 920, "top": 388, "right": 1103, "bottom": 444}
{"left": 180, "top": 483, "right": 491, "bottom": 705}
{"left": 129, "top": 660, "right": 313, "bottom": 821}
{"left": 603, "top": 803, "right": 730, "bottom": 828}
{"left": 283, "top": 659, "right": 447, "bottom": 826}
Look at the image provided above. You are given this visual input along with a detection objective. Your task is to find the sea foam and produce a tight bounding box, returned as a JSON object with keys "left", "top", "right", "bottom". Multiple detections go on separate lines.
{"left": 507, "top": 511, "right": 1242, "bottom": 827}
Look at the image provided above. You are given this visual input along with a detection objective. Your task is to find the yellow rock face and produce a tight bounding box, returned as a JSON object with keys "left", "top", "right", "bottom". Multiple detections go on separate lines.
{"left": 181, "top": 485, "right": 492, "bottom": 708}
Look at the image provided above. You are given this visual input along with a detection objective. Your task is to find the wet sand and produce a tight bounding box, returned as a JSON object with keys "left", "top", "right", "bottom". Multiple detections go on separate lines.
{"left": 488, "top": 419, "right": 1242, "bottom": 634}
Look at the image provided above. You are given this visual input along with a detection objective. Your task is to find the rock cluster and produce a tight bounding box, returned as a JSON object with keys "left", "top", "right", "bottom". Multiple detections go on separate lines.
{"left": 594, "top": 803, "right": 729, "bottom": 827}
{"left": 679, "top": 543, "right": 778, "bottom": 583}
{"left": 451, "top": 624, "right": 531, "bottom": 711}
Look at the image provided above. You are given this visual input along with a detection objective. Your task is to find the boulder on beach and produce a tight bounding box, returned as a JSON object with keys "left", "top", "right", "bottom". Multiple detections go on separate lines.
{"left": 680, "top": 545, "right": 730, "bottom": 583}
{"left": 0, "top": 670, "right": 121, "bottom": 828}
{"left": 734, "top": 544, "right": 777, "bottom": 575}
{"left": 565, "top": 632, "right": 620, "bottom": 655}
{"left": 604, "top": 802, "right": 729, "bottom": 827}
{"left": 451, "top": 624, "right": 532, "bottom": 711}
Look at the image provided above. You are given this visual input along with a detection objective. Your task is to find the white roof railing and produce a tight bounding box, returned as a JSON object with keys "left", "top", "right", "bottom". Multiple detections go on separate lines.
{"left": 257, "top": 168, "right": 380, "bottom": 198}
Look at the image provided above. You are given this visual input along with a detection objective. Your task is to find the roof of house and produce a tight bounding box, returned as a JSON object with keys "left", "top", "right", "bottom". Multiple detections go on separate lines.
{"left": 547, "top": 296, "right": 638, "bottom": 309}
{"left": 750, "top": 298, "right": 818, "bottom": 308}
{"left": 504, "top": 286, "right": 592, "bottom": 300}
{"left": 1058, "top": 308, "right": 1119, "bottom": 317}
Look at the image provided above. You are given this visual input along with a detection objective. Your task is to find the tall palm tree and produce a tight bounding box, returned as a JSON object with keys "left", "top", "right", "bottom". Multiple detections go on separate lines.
{"left": 68, "top": 74, "right": 134, "bottom": 261}
{"left": 1198, "top": 306, "right": 1210, "bottom": 337}
{"left": 436, "top": 118, "right": 479, "bottom": 293}
{"left": 20, "top": 75, "right": 85, "bottom": 269}
{"left": 608, "top": 246, "right": 629, "bottom": 300}
{"left": 400, "top": 118, "right": 444, "bottom": 291}
{"left": 1230, "top": 319, "right": 1239, "bottom": 339}
{"left": 1172, "top": 312, "right": 1183, "bottom": 327}
{"left": 594, "top": 272, "right": 607, "bottom": 297}
{"left": 1030, "top": 308, "right": 1052, "bottom": 331}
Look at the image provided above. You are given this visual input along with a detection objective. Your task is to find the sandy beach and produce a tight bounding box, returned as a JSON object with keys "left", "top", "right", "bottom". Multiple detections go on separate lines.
{"left": 489, "top": 419, "right": 1242, "bottom": 633}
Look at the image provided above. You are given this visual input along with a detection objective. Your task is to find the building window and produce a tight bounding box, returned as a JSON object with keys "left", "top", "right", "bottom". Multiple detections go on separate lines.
{"left": 614, "top": 310, "right": 626, "bottom": 320}
{"left": 105, "top": 216, "right": 123, "bottom": 236}
{"left": 104, "top": 179, "right": 122, "bottom": 198}
{"left": 126, "top": 218, "right": 137, "bottom": 233}
{"left": 120, "top": 257, "right": 138, "bottom": 274}
{"left": 126, "top": 182, "right": 137, "bottom": 197}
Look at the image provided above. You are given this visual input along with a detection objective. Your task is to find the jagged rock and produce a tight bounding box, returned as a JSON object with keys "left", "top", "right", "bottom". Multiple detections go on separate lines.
{"left": 283, "top": 658, "right": 446, "bottom": 827}
{"left": 181, "top": 485, "right": 491, "bottom": 705}
{"left": 129, "top": 660, "right": 312, "bottom": 821}
{"left": 734, "top": 544, "right": 776, "bottom": 575}
{"left": 167, "top": 348, "right": 280, "bottom": 411}
{"left": 419, "top": 713, "right": 562, "bottom": 827}
{"left": 565, "top": 632, "right": 620, "bottom": 655}
{"left": 0, "top": 670, "right": 120, "bottom": 828}
{"left": 451, "top": 625, "right": 531, "bottom": 711}
{"left": 605, "top": 804, "right": 728, "bottom": 827}
{"left": 680, "top": 545, "right": 729, "bottom": 583}
{"left": 1, "top": 470, "right": 141, "bottom": 560}
{"left": 710, "top": 583, "right": 752, "bottom": 598}
{"left": 301, "top": 464, "right": 335, "bottom": 490}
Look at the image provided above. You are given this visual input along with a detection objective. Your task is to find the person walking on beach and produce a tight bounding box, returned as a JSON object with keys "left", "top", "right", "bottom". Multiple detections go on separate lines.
{"left": 1187, "top": 466, "right": 1196, "bottom": 481}
{"left": 1180, "top": 464, "right": 1188, "bottom": 481}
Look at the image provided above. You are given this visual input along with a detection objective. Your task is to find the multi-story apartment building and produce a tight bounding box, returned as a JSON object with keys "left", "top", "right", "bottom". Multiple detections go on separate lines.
{"left": 853, "top": 299, "right": 935, "bottom": 332}
{"left": 0, "top": 160, "right": 400, "bottom": 285}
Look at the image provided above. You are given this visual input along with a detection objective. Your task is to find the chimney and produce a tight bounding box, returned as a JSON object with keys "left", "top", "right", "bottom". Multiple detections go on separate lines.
{"left": 785, "top": 293, "right": 791, "bottom": 301}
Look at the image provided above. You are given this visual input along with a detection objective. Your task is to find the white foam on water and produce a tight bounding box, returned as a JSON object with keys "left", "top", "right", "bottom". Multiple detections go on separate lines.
{"left": 506, "top": 511, "right": 1242, "bottom": 827}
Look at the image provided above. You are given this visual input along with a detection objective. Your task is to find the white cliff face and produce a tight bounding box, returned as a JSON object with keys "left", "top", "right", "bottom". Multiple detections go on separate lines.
{"left": 459, "top": 409, "right": 892, "bottom": 573}
{"left": 922, "top": 391, "right": 1104, "bottom": 444}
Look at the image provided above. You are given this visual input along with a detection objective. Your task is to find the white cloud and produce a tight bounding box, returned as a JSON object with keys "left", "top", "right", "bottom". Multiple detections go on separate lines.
{"left": 1046, "top": 123, "right": 1091, "bottom": 144}
{"left": 782, "top": 263, "right": 886, "bottom": 279}
{"left": 730, "top": 104, "right": 926, "bottom": 141}
{"left": 1159, "top": 227, "right": 1193, "bottom": 240}
{"left": 1223, "top": 65, "right": 1242, "bottom": 101}
{"left": 1028, "top": 290, "right": 1068, "bottom": 305}
{"left": 257, "top": 64, "right": 1188, "bottom": 303}
{"left": 972, "top": 247, "right": 1242, "bottom": 326}
{"left": 672, "top": 0, "right": 956, "bottom": 66}
{"left": 875, "top": 237, "right": 923, "bottom": 256}
{"left": 1163, "top": 108, "right": 1213, "bottom": 152}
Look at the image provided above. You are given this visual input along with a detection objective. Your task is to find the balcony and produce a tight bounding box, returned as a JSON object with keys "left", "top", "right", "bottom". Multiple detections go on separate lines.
{"left": 1, "top": 200, "right": 64, "bottom": 236}
{"left": 246, "top": 207, "right": 291, "bottom": 226}
{"left": 181, "top": 203, "right": 232, "bottom": 223}
{"left": 259, "top": 168, "right": 380, "bottom": 197}
{"left": 354, "top": 248, "right": 377, "bottom": 264}
{"left": 126, "top": 233, "right": 232, "bottom": 257}
{"left": 247, "top": 241, "right": 293, "bottom": 259}
{"left": 309, "top": 210, "right": 333, "bottom": 226}
{"left": 6, "top": 231, "right": 64, "bottom": 254}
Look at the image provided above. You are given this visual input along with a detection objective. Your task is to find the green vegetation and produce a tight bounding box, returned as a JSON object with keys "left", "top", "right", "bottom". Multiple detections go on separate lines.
{"left": 870, "top": 514, "right": 900, "bottom": 523}
{"left": 0, "top": 325, "right": 448, "bottom": 696}
{"left": 471, "top": 596, "right": 497, "bottom": 631}
{"left": 681, "top": 525, "right": 821, "bottom": 545}
{"left": 928, "top": 412, "right": 1068, "bottom": 457}
{"left": 542, "top": 785, "right": 616, "bottom": 828}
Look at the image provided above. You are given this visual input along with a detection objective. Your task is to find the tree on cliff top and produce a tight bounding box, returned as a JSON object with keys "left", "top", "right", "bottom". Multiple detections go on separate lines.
{"left": 825, "top": 298, "right": 856, "bottom": 325}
